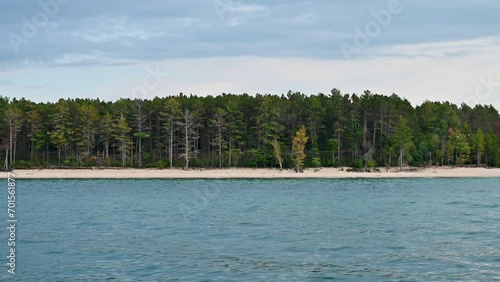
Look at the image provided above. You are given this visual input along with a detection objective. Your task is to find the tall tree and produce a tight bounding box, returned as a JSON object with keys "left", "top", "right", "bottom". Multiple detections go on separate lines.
{"left": 4, "top": 106, "right": 23, "bottom": 166}
{"left": 210, "top": 108, "right": 228, "bottom": 168}
{"left": 292, "top": 125, "right": 308, "bottom": 172}
{"left": 226, "top": 99, "right": 245, "bottom": 167}
{"left": 453, "top": 130, "right": 471, "bottom": 166}
{"left": 78, "top": 103, "right": 99, "bottom": 158}
{"left": 253, "top": 95, "right": 282, "bottom": 157}
{"left": 26, "top": 107, "right": 44, "bottom": 161}
{"left": 271, "top": 137, "right": 283, "bottom": 170}
{"left": 49, "top": 100, "right": 73, "bottom": 164}
{"left": 100, "top": 112, "right": 114, "bottom": 161}
{"left": 161, "top": 98, "right": 181, "bottom": 168}
{"left": 470, "top": 128, "right": 485, "bottom": 166}
{"left": 113, "top": 113, "right": 132, "bottom": 167}
{"left": 133, "top": 99, "right": 150, "bottom": 167}
{"left": 392, "top": 116, "right": 414, "bottom": 169}
{"left": 177, "top": 108, "right": 198, "bottom": 169}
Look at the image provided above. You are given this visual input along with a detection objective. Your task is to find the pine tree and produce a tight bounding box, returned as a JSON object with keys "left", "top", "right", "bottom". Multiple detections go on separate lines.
{"left": 100, "top": 112, "right": 114, "bottom": 161}
{"left": 454, "top": 130, "right": 470, "bottom": 166}
{"left": 4, "top": 106, "right": 23, "bottom": 166}
{"left": 26, "top": 107, "right": 43, "bottom": 162}
{"left": 78, "top": 103, "right": 99, "bottom": 159}
{"left": 226, "top": 99, "right": 245, "bottom": 167}
{"left": 392, "top": 116, "right": 414, "bottom": 169}
{"left": 470, "top": 128, "right": 485, "bottom": 166}
{"left": 210, "top": 108, "right": 227, "bottom": 168}
{"left": 133, "top": 99, "right": 150, "bottom": 167}
{"left": 114, "top": 113, "right": 132, "bottom": 167}
{"left": 161, "top": 98, "right": 181, "bottom": 168}
{"left": 49, "top": 100, "right": 74, "bottom": 164}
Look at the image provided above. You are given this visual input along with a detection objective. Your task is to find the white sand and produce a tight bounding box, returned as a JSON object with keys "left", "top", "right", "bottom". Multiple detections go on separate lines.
{"left": 2, "top": 167, "right": 500, "bottom": 179}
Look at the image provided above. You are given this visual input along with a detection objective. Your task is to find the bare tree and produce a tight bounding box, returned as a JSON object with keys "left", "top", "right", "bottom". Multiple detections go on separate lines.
{"left": 133, "top": 99, "right": 150, "bottom": 167}
{"left": 177, "top": 109, "right": 198, "bottom": 169}
{"left": 210, "top": 108, "right": 228, "bottom": 168}
{"left": 4, "top": 106, "right": 24, "bottom": 166}
{"left": 161, "top": 98, "right": 181, "bottom": 168}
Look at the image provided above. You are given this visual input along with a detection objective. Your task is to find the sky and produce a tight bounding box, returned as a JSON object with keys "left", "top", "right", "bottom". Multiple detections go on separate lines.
{"left": 0, "top": 0, "right": 499, "bottom": 108}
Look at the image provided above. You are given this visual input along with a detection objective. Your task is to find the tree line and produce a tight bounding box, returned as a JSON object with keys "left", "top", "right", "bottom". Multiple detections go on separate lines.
{"left": 1, "top": 89, "right": 500, "bottom": 171}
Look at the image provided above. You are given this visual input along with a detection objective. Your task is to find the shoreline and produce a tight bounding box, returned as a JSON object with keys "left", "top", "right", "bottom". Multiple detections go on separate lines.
{"left": 2, "top": 167, "right": 500, "bottom": 179}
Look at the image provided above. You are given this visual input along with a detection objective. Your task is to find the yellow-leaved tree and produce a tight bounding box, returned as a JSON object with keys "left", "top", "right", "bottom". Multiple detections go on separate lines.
{"left": 293, "top": 125, "right": 308, "bottom": 172}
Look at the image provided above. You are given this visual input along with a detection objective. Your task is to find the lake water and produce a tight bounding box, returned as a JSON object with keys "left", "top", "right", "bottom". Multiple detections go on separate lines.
{"left": 1, "top": 178, "right": 500, "bottom": 281}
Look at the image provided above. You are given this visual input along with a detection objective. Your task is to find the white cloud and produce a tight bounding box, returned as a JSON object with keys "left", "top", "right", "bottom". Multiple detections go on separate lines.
{"left": 139, "top": 37, "right": 500, "bottom": 109}
{"left": 54, "top": 51, "right": 103, "bottom": 65}
{"left": 377, "top": 36, "right": 500, "bottom": 58}
{"left": 3, "top": 37, "right": 500, "bottom": 110}
{"left": 231, "top": 4, "right": 267, "bottom": 13}
{"left": 70, "top": 16, "right": 166, "bottom": 44}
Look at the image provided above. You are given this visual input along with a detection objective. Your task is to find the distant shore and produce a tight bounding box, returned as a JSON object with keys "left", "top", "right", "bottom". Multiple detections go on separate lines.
{"left": 2, "top": 166, "right": 500, "bottom": 179}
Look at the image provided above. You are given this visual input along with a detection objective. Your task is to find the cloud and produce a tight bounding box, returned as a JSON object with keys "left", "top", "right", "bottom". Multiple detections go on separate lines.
{"left": 1, "top": 0, "right": 499, "bottom": 66}
{"left": 0, "top": 80, "right": 13, "bottom": 86}
{"left": 0, "top": 0, "right": 499, "bottom": 109}
{"left": 377, "top": 36, "right": 500, "bottom": 58}
{"left": 7, "top": 36, "right": 499, "bottom": 110}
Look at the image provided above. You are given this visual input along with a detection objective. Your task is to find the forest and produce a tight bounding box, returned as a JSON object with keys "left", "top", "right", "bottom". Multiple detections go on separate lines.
{"left": 1, "top": 89, "right": 500, "bottom": 171}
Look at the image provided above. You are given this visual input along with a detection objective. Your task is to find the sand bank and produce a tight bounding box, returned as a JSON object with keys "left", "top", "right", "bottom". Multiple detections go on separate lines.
{"left": 2, "top": 167, "right": 500, "bottom": 179}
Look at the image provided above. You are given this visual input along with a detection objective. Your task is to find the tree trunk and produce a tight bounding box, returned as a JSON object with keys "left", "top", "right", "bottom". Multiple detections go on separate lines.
{"left": 218, "top": 123, "right": 222, "bottom": 168}
{"left": 399, "top": 145, "right": 404, "bottom": 169}
{"left": 337, "top": 131, "right": 341, "bottom": 165}
{"left": 228, "top": 136, "right": 232, "bottom": 167}
{"left": 5, "top": 149, "right": 9, "bottom": 171}
{"left": 9, "top": 120, "right": 13, "bottom": 164}
{"left": 477, "top": 147, "right": 481, "bottom": 166}
{"left": 170, "top": 124, "right": 174, "bottom": 169}
{"left": 138, "top": 137, "right": 142, "bottom": 167}
{"left": 184, "top": 119, "right": 189, "bottom": 169}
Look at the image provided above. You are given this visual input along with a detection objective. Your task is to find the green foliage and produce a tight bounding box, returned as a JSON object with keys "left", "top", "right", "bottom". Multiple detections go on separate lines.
{"left": 454, "top": 132, "right": 471, "bottom": 166}
{"left": 246, "top": 149, "right": 266, "bottom": 168}
{"left": 0, "top": 92, "right": 499, "bottom": 169}
{"left": 447, "top": 128, "right": 471, "bottom": 166}
{"left": 156, "top": 159, "right": 168, "bottom": 169}
{"left": 293, "top": 125, "right": 309, "bottom": 172}
{"left": 271, "top": 138, "right": 283, "bottom": 169}
{"left": 366, "top": 159, "right": 378, "bottom": 170}
{"left": 392, "top": 116, "right": 414, "bottom": 168}
{"left": 311, "top": 157, "right": 321, "bottom": 168}
{"left": 470, "top": 128, "right": 485, "bottom": 165}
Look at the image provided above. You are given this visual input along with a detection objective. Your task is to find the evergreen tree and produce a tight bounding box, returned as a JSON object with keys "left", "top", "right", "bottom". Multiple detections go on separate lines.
{"left": 78, "top": 103, "right": 99, "bottom": 159}
{"left": 470, "top": 128, "right": 485, "bottom": 166}
{"left": 161, "top": 98, "right": 181, "bottom": 168}
{"left": 114, "top": 113, "right": 132, "bottom": 167}
{"left": 210, "top": 108, "right": 228, "bottom": 168}
{"left": 49, "top": 100, "right": 73, "bottom": 164}
{"left": 100, "top": 112, "right": 114, "bottom": 161}
{"left": 4, "top": 105, "right": 24, "bottom": 166}
{"left": 392, "top": 116, "right": 414, "bottom": 169}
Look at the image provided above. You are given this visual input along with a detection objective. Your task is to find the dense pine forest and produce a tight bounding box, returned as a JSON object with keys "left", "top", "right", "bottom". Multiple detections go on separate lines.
{"left": 2, "top": 89, "right": 500, "bottom": 171}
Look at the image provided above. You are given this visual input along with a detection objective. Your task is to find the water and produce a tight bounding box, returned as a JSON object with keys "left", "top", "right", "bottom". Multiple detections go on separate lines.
{"left": 1, "top": 178, "right": 500, "bottom": 281}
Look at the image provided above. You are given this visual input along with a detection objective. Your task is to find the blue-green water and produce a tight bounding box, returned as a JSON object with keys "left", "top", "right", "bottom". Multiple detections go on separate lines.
{"left": 1, "top": 178, "right": 500, "bottom": 281}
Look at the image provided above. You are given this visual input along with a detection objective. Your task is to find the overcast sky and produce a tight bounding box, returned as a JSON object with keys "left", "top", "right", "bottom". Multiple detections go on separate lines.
{"left": 1, "top": 0, "right": 499, "bottom": 108}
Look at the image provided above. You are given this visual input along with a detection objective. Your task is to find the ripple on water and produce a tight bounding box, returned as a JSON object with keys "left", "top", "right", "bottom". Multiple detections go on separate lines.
{"left": 6, "top": 178, "right": 500, "bottom": 281}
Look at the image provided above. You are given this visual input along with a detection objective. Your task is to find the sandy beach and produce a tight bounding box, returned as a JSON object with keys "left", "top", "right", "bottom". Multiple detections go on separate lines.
{"left": 2, "top": 167, "right": 500, "bottom": 179}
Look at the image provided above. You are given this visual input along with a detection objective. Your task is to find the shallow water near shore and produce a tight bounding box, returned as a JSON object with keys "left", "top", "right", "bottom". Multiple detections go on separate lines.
{"left": 1, "top": 178, "right": 500, "bottom": 281}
